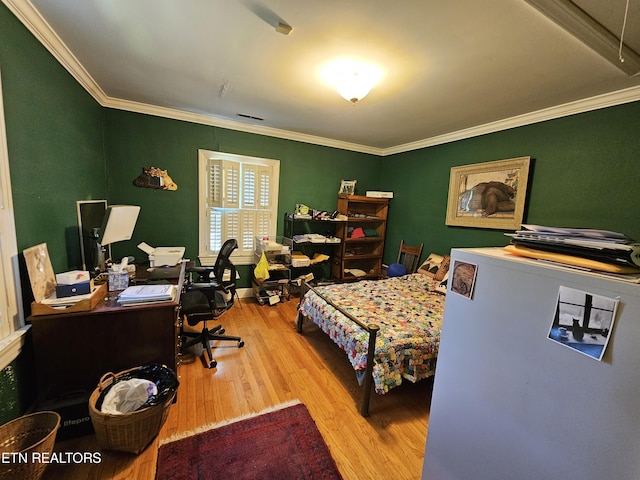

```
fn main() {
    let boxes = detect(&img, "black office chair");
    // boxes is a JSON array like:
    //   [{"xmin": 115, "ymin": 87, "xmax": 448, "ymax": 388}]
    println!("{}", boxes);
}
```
[{"xmin": 179, "ymin": 238, "xmax": 244, "ymax": 368}]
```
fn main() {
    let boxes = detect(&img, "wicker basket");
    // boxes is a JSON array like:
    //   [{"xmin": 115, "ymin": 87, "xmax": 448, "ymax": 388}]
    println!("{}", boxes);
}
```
[
  {"xmin": 89, "ymin": 368, "xmax": 176, "ymax": 454},
  {"xmin": 0, "ymin": 411, "xmax": 61, "ymax": 480}
]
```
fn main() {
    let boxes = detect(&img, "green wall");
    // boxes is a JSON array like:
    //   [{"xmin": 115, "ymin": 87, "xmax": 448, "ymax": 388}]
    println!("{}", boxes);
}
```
[
  {"xmin": 382, "ymin": 102, "xmax": 640, "ymax": 263},
  {"xmin": 103, "ymin": 109, "xmax": 382, "ymax": 285},
  {"xmin": 0, "ymin": 4, "xmax": 106, "ymax": 271}
]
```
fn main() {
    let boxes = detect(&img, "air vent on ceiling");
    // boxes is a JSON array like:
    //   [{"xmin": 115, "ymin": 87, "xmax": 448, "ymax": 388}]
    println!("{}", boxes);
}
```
[{"xmin": 237, "ymin": 113, "xmax": 265, "ymax": 121}]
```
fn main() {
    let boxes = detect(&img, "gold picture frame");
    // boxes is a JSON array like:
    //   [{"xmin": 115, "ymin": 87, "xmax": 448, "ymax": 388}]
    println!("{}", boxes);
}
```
[{"xmin": 445, "ymin": 156, "xmax": 531, "ymax": 230}]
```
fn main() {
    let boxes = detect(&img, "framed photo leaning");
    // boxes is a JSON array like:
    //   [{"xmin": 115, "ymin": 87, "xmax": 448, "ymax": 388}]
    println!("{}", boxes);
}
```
[
  {"xmin": 339, "ymin": 179, "xmax": 357, "ymax": 195},
  {"xmin": 445, "ymin": 156, "xmax": 531, "ymax": 230}
]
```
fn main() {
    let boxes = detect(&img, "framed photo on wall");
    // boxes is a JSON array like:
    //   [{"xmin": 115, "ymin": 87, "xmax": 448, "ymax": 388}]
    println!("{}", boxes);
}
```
[{"xmin": 445, "ymin": 156, "xmax": 531, "ymax": 230}]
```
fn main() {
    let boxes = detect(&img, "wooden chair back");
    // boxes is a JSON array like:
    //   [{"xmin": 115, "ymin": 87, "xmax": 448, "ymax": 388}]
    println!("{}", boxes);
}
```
[{"xmin": 396, "ymin": 240, "xmax": 424, "ymax": 273}]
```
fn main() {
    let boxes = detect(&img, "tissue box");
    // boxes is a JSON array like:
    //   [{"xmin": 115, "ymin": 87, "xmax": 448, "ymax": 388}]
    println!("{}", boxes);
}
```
[
  {"xmin": 56, "ymin": 281, "xmax": 92, "ymax": 298},
  {"xmin": 108, "ymin": 272, "xmax": 129, "ymax": 292}
]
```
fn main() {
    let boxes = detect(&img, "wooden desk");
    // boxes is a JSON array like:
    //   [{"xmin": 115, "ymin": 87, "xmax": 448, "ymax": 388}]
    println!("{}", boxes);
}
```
[{"xmin": 28, "ymin": 263, "xmax": 185, "ymax": 400}]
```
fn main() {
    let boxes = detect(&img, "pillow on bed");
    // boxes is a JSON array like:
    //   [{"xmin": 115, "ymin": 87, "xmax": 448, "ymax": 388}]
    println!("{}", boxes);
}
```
[
  {"xmin": 435, "ymin": 255, "xmax": 451, "ymax": 281},
  {"xmin": 417, "ymin": 253, "xmax": 445, "ymax": 278}
]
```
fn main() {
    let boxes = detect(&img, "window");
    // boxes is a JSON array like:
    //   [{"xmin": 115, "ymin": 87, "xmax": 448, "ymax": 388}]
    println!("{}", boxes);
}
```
[
  {"xmin": 0, "ymin": 70, "xmax": 28, "ymax": 371},
  {"xmin": 198, "ymin": 150, "xmax": 279, "ymax": 265}
]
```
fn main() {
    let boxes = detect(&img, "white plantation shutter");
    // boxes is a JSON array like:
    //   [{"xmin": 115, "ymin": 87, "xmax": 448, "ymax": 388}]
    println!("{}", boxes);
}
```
[
  {"xmin": 224, "ymin": 210, "xmax": 241, "ymax": 247},
  {"xmin": 198, "ymin": 150, "xmax": 279, "ymax": 265},
  {"xmin": 258, "ymin": 167, "xmax": 271, "ymax": 209},
  {"xmin": 224, "ymin": 162, "xmax": 240, "ymax": 209},
  {"xmin": 242, "ymin": 166, "xmax": 256, "ymax": 208},
  {"xmin": 207, "ymin": 159, "xmax": 223, "ymax": 207},
  {"xmin": 255, "ymin": 210, "xmax": 271, "ymax": 240},
  {"xmin": 240, "ymin": 211, "xmax": 256, "ymax": 253},
  {"xmin": 208, "ymin": 209, "xmax": 223, "ymax": 253}
]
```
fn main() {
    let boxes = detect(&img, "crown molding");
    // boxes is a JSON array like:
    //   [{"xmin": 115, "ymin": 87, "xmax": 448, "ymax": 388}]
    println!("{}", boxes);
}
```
[
  {"xmin": 381, "ymin": 85, "xmax": 640, "ymax": 156},
  {"xmin": 525, "ymin": 0, "xmax": 640, "ymax": 76},
  {"xmin": 5, "ymin": 0, "xmax": 640, "ymax": 158},
  {"xmin": 102, "ymin": 97, "xmax": 384, "ymax": 156}
]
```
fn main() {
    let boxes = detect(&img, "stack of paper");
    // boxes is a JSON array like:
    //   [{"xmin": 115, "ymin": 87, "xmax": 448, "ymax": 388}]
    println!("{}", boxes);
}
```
[
  {"xmin": 506, "ymin": 225, "xmax": 640, "ymax": 269},
  {"xmin": 117, "ymin": 284, "xmax": 175, "ymax": 305}
]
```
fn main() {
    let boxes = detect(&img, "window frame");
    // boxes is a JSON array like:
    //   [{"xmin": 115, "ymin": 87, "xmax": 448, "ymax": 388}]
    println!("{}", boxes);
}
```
[
  {"xmin": 198, "ymin": 149, "xmax": 280, "ymax": 266},
  {"xmin": 0, "ymin": 68, "xmax": 28, "ymax": 371}
]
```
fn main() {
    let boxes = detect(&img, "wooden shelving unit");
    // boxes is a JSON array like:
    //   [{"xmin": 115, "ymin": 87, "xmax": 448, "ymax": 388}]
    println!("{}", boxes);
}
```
[{"xmin": 332, "ymin": 194, "xmax": 389, "ymax": 281}]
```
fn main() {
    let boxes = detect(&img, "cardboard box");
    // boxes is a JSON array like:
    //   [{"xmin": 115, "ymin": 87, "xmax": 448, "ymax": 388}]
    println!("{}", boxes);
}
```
[
  {"xmin": 365, "ymin": 191, "xmax": 394, "ymax": 198},
  {"xmin": 55, "ymin": 270, "xmax": 90, "ymax": 285},
  {"xmin": 291, "ymin": 253, "xmax": 310, "ymax": 267},
  {"xmin": 31, "ymin": 283, "xmax": 107, "ymax": 316}
]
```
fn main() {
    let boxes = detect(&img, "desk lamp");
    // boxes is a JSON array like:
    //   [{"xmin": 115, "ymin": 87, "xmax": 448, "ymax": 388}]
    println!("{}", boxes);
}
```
[{"xmin": 94, "ymin": 205, "xmax": 140, "ymax": 274}]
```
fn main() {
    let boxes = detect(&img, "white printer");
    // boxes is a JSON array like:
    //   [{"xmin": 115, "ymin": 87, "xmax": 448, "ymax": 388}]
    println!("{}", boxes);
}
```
[{"xmin": 138, "ymin": 242, "xmax": 185, "ymax": 267}]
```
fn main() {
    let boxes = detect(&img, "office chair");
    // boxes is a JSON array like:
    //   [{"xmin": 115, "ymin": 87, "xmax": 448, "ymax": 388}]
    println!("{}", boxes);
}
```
[{"xmin": 179, "ymin": 239, "xmax": 244, "ymax": 368}]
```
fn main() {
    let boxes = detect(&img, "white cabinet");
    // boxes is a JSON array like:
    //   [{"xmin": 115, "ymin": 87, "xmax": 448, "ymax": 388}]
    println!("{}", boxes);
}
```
[{"xmin": 423, "ymin": 248, "xmax": 640, "ymax": 480}]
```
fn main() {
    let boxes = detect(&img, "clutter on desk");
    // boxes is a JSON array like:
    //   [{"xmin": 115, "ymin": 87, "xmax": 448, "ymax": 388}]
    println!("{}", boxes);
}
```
[
  {"xmin": 23, "ymin": 243, "xmax": 106, "ymax": 315},
  {"xmin": 117, "ymin": 284, "xmax": 175, "ymax": 305},
  {"xmin": 56, "ymin": 270, "xmax": 90, "ymax": 285},
  {"xmin": 138, "ymin": 242, "xmax": 185, "ymax": 267},
  {"xmin": 55, "ymin": 270, "xmax": 92, "ymax": 297}
]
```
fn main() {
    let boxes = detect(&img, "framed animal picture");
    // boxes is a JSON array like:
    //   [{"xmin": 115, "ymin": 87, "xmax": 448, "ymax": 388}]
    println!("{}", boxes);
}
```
[{"xmin": 445, "ymin": 157, "xmax": 530, "ymax": 230}]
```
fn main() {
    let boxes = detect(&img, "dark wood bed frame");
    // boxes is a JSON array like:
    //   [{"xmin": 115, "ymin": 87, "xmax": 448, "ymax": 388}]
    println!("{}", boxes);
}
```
[{"xmin": 296, "ymin": 281, "xmax": 379, "ymax": 417}]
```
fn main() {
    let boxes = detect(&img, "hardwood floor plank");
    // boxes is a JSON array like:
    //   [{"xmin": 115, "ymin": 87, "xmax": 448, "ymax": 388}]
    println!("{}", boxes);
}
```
[{"xmin": 42, "ymin": 297, "xmax": 431, "ymax": 480}]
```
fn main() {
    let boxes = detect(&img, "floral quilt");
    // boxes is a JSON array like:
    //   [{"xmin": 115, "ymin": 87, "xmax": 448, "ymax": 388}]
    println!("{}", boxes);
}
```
[{"xmin": 298, "ymin": 274, "xmax": 446, "ymax": 394}]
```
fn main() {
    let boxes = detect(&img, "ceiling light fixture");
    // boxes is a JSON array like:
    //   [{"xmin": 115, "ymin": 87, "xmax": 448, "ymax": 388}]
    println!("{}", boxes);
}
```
[{"xmin": 321, "ymin": 59, "xmax": 383, "ymax": 105}]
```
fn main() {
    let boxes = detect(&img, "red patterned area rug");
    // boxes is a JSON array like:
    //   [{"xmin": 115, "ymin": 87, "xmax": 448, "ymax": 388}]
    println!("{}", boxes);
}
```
[{"xmin": 156, "ymin": 401, "xmax": 343, "ymax": 480}]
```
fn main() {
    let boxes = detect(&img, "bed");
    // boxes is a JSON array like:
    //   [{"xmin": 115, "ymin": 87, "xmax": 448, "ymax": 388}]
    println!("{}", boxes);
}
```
[{"xmin": 296, "ymin": 262, "xmax": 448, "ymax": 416}]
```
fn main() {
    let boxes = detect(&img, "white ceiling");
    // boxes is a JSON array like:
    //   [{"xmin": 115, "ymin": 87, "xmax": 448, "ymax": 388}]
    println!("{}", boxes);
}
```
[{"xmin": 6, "ymin": 0, "xmax": 640, "ymax": 155}]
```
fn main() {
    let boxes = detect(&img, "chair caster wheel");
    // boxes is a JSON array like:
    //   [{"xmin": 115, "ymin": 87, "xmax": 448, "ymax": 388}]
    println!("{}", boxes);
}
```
[
  {"xmin": 208, "ymin": 360, "xmax": 217, "ymax": 369},
  {"xmin": 238, "ymin": 341, "xmax": 245, "ymax": 348},
  {"xmin": 219, "ymin": 328, "xmax": 226, "ymax": 335}
]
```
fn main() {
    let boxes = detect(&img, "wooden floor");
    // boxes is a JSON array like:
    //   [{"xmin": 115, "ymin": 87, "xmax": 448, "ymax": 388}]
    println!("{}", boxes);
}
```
[{"xmin": 43, "ymin": 296, "xmax": 432, "ymax": 480}]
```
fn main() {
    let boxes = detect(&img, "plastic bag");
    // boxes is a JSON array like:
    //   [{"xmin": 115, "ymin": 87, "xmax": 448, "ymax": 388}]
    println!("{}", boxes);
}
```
[
  {"xmin": 101, "ymin": 379, "xmax": 158, "ymax": 414},
  {"xmin": 95, "ymin": 364, "xmax": 179, "ymax": 412},
  {"xmin": 254, "ymin": 251, "xmax": 270, "ymax": 282}
]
